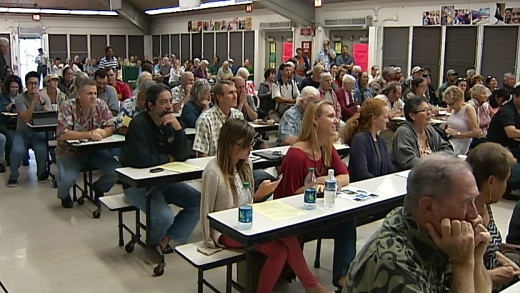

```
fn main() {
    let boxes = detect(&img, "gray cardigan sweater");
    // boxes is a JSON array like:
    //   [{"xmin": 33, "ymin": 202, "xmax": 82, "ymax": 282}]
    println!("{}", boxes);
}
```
[{"xmin": 392, "ymin": 121, "xmax": 453, "ymax": 170}]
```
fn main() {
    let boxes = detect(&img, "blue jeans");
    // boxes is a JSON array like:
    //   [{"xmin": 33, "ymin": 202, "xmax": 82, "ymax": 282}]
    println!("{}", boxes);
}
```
[
  {"xmin": 507, "ymin": 200, "xmax": 520, "ymax": 245},
  {"xmin": 124, "ymin": 183, "xmax": 200, "ymax": 246},
  {"xmin": 56, "ymin": 150, "xmax": 120, "ymax": 199},
  {"xmin": 508, "ymin": 148, "xmax": 520, "ymax": 190},
  {"xmin": 303, "ymin": 220, "xmax": 357, "ymax": 287},
  {"xmin": 9, "ymin": 131, "xmax": 47, "ymax": 180},
  {"xmin": 0, "ymin": 132, "xmax": 5, "ymax": 161}
]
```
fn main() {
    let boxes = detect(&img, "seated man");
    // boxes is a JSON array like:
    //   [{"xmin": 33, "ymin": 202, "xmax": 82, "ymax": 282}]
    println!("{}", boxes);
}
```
[
  {"xmin": 298, "ymin": 64, "xmax": 323, "ymax": 91},
  {"xmin": 277, "ymin": 86, "xmax": 321, "ymax": 146},
  {"xmin": 121, "ymin": 84, "xmax": 200, "ymax": 253},
  {"xmin": 271, "ymin": 63, "xmax": 300, "ymax": 122},
  {"xmin": 115, "ymin": 79, "xmax": 155, "ymax": 134},
  {"xmin": 55, "ymin": 79, "xmax": 119, "ymax": 208},
  {"xmin": 487, "ymin": 85, "xmax": 520, "ymax": 194},
  {"xmin": 8, "ymin": 71, "xmax": 52, "ymax": 187},
  {"xmin": 232, "ymin": 76, "xmax": 258, "ymax": 122},
  {"xmin": 171, "ymin": 72, "xmax": 194, "ymax": 113},
  {"xmin": 94, "ymin": 68, "xmax": 119, "ymax": 116},
  {"xmin": 344, "ymin": 154, "xmax": 492, "ymax": 292},
  {"xmin": 375, "ymin": 81, "xmax": 404, "ymax": 118},
  {"xmin": 106, "ymin": 67, "xmax": 131, "ymax": 102},
  {"xmin": 193, "ymin": 80, "xmax": 244, "ymax": 157}
]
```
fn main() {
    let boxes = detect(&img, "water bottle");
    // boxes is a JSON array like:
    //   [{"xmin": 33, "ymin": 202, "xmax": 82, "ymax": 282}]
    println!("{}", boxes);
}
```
[
  {"xmin": 324, "ymin": 169, "xmax": 336, "ymax": 209},
  {"xmin": 327, "ymin": 168, "xmax": 341, "ymax": 192},
  {"xmin": 304, "ymin": 168, "xmax": 317, "ymax": 188},
  {"xmin": 303, "ymin": 188, "xmax": 317, "ymax": 210},
  {"xmin": 238, "ymin": 182, "xmax": 253, "ymax": 230}
]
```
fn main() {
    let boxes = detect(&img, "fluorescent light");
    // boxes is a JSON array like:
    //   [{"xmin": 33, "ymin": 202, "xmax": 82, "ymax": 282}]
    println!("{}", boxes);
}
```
[
  {"xmin": 0, "ymin": 7, "xmax": 118, "ymax": 16},
  {"xmin": 40, "ymin": 9, "xmax": 71, "ymax": 14},
  {"xmin": 8, "ymin": 8, "xmax": 40, "ymax": 13},
  {"xmin": 98, "ymin": 11, "xmax": 118, "ymax": 16},
  {"xmin": 69, "ymin": 10, "xmax": 99, "ymax": 15},
  {"xmin": 145, "ymin": 0, "xmax": 252, "ymax": 15}
]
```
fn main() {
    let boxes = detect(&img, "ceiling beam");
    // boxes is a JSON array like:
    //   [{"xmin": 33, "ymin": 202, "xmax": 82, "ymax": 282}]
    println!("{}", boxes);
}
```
[
  {"xmin": 254, "ymin": 0, "xmax": 314, "ymax": 27},
  {"xmin": 97, "ymin": 0, "xmax": 150, "ymax": 34}
]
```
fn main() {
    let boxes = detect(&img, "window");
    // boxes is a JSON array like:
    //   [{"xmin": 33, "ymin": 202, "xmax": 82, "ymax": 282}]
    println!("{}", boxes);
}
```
[
  {"xmin": 382, "ymin": 27, "xmax": 409, "ymax": 76},
  {"xmin": 412, "ymin": 27, "xmax": 441, "ymax": 87},
  {"xmin": 481, "ymin": 26, "xmax": 518, "ymax": 81}
]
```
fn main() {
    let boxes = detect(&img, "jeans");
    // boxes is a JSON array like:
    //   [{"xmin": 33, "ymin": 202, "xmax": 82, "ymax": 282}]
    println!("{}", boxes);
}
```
[
  {"xmin": 56, "ymin": 150, "xmax": 120, "ymax": 199},
  {"xmin": 9, "ymin": 131, "xmax": 47, "ymax": 180},
  {"xmin": 0, "ymin": 123, "xmax": 14, "ymax": 162},
  {"xmin": 508, "ymin": 148, "xmax": 520, "ymax": 190},
  {"xmin": 0, "ymin": 132, "xmax": 5, "ymax": 161},
  {"xmin": 507, "ymin": 200, "xmax": 520, "ymax": 245},
  {"xmin": 303, "ymin": 220, "xmax": 357, "ymax": 287},
  {"xmin": 124, "ymin": 182, "xmax": 200, "ymax": 246}
]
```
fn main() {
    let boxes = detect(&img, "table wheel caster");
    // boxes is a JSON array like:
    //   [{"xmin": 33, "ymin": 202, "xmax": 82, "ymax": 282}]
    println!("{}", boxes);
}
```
[
  {"xmin": 77, "ymin": 197, "xmax": 85, "ymax": 205},
  {"xmin": 92, "ymin": 210, "xmax": 101, "ymax": 219},
  {"xmin": 153, "ymin": 263, "xmax": 165, "ymax": 277},
  {"xmin": 52, "ymin": 179, "xmax": 57, "ymax": 188},
  {"xmin": 125, "ymin": 240, "xmax": 135, "ymax": 253}
]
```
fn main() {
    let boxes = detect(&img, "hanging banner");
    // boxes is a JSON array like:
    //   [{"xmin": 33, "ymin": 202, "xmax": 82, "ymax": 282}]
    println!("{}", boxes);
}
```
[
  {"xmin": 353, "ymin": 44, "xmax": 368, "ymax": 72},
  {"xmin": 282, "ymin": 42, "xmax": 293, "ymax": 63}
]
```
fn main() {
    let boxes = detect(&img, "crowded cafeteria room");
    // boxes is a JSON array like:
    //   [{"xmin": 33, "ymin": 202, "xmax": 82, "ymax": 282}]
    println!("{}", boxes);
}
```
[{"xmin": 1, "ymin": 0, "xmax": 520, "ymax": 292}]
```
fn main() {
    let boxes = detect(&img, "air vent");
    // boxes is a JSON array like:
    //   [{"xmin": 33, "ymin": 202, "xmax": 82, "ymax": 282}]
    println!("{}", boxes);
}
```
[
  {"xmin": 260, "ymin": 21, "xmax": 294, "ymax": 29},
  {"xmin": 18, "ymin": 26, "xmax": 42, "ymax": 37},
  {"xmin": 323, "ymin": 17, "xmax": 371, "ymax": 27}
]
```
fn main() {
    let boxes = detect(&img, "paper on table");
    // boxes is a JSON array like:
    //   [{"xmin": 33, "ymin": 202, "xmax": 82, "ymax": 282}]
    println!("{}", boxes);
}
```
[
  {"xmin": 394, "ymin": 170, "xmax": 410, "ymax": 178},
  {"xmin": 254, "ymin": 200, "xmax": 305, "ymax": 221},
  {"xmin": 121, "ymin": 116, "xmax": 132, "ymax": 127},
  {"xmin": 160, "ymin": 162, "xmax": 200, "ymax": 173},
  {"xmin": 1, "ymin": 112, "xmax": 17, "ymax": 116},
  {"xmin": 111, "ymin": 134, "xmax": 125, "ymax": 141}
]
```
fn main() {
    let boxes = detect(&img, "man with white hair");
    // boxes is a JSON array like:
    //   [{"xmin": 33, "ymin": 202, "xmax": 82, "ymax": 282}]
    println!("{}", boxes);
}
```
[
  {"xmin": 503, "ymin": 72, "xmax": 516, "ymax": 96},
  {"xmin": 277, "ymin": 86, "xmax": 322, "ymax": 146},
  {"xmin": 159, "ymin": 56, "xmax": 172, "ymax": 85},
  {"xmin": 318, "ymin": 72, "xmax": 342, "ymax": 120},
  {"xmin": 344, "ymin": 154, "xmax": 492, "ymax": 293},
  {"xmin": 171, "ymin": 71, "xmax": 195, "ymax": 112},
  {"xmin": 350, "ymin": 65, "xmax": 362, "ymax": 79},
  {"xmin": 0, "ymin": 37, "xmax": 9, "ymax": 82},
  {"xmin": 369, "ymin": 66, "xmax": 395, "ymax": 94}
]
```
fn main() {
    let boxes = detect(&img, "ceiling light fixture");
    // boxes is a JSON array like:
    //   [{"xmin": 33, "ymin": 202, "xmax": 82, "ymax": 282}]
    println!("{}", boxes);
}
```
[
  {"xmin": 0, "ymin": 7, "xmax": 118, "ymax": 16},
  {"xmin": 315, "ymin": 0, "xmax": 322, "ymax": 8},
  {"xmin": 32, "ymin": 13, "xmax": 40, "ymax": 21},
  {"xmin": 245, "ymin": 4, "xmax": 252, "ymax": 13},
  {"xmin": 146, "ymin": 0, "xmax": 252, "ymax": 15}
]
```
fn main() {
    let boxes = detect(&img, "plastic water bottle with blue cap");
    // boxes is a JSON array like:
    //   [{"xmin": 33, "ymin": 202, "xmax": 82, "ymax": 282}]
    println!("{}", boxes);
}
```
[{"xmin": 238, "ymin": 182, "xmax": 253, "ymax": 230}]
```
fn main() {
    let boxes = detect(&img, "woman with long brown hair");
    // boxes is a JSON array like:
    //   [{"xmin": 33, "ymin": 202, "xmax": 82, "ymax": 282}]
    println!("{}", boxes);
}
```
[
  {"xmin": 342, "ymin": 98, "xmax": 395, "ymax": 182},
  {"xmin": 201, "ymin": 119, "xmax": 330, "ymax": 293},
  {"xmin": 274, "ymin": 100, "xmax": 353, "ymax": 291}
]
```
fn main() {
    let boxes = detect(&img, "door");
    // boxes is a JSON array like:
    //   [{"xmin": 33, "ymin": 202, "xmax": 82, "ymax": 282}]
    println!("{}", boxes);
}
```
[
  {"xmin": 19, "ymin": 37, "xmax": 42, "ymax": 87},
  {"xmin": 264, "ymin": 31, "xmax": 292, "ymax": 70}
]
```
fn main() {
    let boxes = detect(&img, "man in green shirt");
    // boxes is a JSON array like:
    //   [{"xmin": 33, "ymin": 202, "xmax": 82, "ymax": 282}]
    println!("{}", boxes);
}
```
[
  {"xmin": 208, "ymin": 56, "xmax": 220, "ymax": 77},
  {"xmin": 344, "ymin": 154, "xmax": 492, "ymax": 293}
]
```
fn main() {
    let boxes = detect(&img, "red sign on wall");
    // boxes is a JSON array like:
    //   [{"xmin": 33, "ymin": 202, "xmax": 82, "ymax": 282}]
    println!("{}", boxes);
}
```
[{"xmin": 353, "ymin": 44, "xmax": 368, "ymax": 72}]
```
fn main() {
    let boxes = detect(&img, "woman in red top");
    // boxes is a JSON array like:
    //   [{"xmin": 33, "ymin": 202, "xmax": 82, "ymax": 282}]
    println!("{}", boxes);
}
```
[
  {"xmin": 335, "ymin": 74, "xmax": 359, "ymax": 121},
  {"xmin": 274, "ymin": 100, "xmax": 354, "ymax": 292}
]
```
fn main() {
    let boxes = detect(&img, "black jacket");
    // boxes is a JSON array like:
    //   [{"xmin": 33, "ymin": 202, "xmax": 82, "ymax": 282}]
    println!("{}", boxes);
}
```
[{"xmin": 120, "ymin": 111, "xmax": 190, "ymax": 168}]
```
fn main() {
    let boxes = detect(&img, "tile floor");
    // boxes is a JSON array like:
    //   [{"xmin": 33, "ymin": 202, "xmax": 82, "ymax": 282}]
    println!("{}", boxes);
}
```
[{"xmin": 0, "ymin": 149, "xmax": 517, "ymax": 292}]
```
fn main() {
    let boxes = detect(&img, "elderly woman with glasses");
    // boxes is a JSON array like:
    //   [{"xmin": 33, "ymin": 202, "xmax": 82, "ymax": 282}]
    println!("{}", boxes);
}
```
[
  {"xmin": 392, "ymin": 96, "xmax": 453, "ymax": 170},
  {"xmin": 179, "ymin": 79, "xmax": 212, "ymax": 128},
  {"xmin": 443, "ymin": 85, "xmax": 481, "ymax": 155}
]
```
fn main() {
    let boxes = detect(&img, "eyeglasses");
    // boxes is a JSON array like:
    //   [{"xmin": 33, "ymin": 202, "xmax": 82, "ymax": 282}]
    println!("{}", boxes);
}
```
[
  {"xmin": 235, "ymin": 141, "xmax": 254, "ymax": 149},
  {"xmin": 415, "ymin": 108, "xmax": 431, "ymax": 113},
  {"xmin": 26, "ymin": 81, "xmax": 39, "ymax": 86}
]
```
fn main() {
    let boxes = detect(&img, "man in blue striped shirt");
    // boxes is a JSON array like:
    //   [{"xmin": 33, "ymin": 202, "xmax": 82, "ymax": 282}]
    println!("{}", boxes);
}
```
[{"xmin": 98, "ymin": 46, "xmax": 118, "ymax": 70}]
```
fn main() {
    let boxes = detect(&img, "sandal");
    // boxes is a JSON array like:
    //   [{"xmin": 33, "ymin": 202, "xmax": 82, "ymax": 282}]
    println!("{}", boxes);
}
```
[{"xmin": 163, "ymin": 244, "xmax": 174, "ymax": 254}]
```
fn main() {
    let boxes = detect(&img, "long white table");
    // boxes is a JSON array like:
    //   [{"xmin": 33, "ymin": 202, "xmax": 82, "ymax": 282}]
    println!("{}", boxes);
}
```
[
  {"xmin": 208, "ymin": 173, "xmax": 408, "ymax": 291},
  {"xmin": 501, "ymin": 280, "xmax": 520, "ymax": 292}
]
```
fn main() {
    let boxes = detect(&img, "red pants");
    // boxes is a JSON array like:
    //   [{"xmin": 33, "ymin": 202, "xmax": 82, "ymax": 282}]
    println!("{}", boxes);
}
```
[{"xmin": 219, "ymin": 235, "xmax": 318, "ymax": 293}]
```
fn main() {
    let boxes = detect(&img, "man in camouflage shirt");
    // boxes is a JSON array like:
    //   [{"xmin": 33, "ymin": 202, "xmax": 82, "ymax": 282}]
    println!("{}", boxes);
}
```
[{"xmin": 344, "ymin": 154, "xmax": 492, "ymax": 293}]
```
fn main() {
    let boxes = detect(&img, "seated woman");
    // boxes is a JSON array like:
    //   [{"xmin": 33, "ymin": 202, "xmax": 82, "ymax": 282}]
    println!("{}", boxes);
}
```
[
  {"xmin": 342, "ymin": 98, "xmax": 395, "ymax": 182},
  {"xmin": 455, "ymin": 77, "xmax": 468, "ymax": 101},
  {"xmin": 274, "ymin": 100, "xmax": 354, "ymax": 291},
  {"xmin": 443, "ymin": 85, "xmax": 481, "ymax": 155},
  {"xmin": 404, "ymin": 77, "xmax": 428, "ymax": 101},
  {"xmin": 201, "ymin": 119, "xmax": 329, "ymax": 293},
  {"xmin": 334, "ymin": 74, "xmax": 358, "ymax": 121},
  {"xmin": 467, "ymin": 142, "xmax": 520, "ymax": 291},
  {"xmin": 486, "ymin": 75, "xmax": 499, "ymax": 92},
  {"xmin": 180, "ymin": 79, "xmax": 211, "ymax": 128},
  {"xmin": 489, "ymin": 88, "xmax": 509, "ymax": 118},
  {"xmin": 332, "ymin": 68, "xmax": 346, "ymax": 92},
  {"xmin": 353, "ymin": 71, "xmax": 375, "ymax": 105},
  {"xmin": 217, "ymin": 61, "xmax": 234, "ymax": 80},
  {"xmin": 392, "ymin": 96, "xmax": 453, "ymax": 170}
]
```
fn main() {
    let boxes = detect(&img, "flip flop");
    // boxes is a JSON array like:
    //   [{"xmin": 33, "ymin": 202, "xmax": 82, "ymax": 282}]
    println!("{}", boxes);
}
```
[{"xmin": 163, "ymin": 244, "xmax": 174, "ymax": 254}]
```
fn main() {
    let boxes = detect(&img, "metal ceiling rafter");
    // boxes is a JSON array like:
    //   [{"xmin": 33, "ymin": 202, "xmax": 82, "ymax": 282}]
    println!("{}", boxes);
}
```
[
  {"xmin": 254, "ymin": 0, "xmax": 314, "ymax": 27},
  {"xmin": 97, "ymin": 0, "xmax": 150, "ymax": 34}
]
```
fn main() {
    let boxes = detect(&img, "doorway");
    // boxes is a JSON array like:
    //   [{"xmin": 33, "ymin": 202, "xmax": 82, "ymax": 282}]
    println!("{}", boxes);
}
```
[{"xmin": 19, "ymin": 37, "xmax": 42, "ymax": 87}]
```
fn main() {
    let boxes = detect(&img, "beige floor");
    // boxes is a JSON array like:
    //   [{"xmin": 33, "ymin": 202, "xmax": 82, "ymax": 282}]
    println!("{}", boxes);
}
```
[{"xmin": 0, "ymin": 151, "xmax": 517, "ymax": 292}]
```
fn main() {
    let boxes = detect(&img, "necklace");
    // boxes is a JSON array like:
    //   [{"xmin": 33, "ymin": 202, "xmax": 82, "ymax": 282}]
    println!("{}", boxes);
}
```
[{"xmin": 311, "ymin": 146, "xmax": 325, "ymax": 176}]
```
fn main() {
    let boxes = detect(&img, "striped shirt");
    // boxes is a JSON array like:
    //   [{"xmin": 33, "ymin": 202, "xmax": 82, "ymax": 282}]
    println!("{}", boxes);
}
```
[{"xmin": 98, "ymin": 56, "xmax": 118, "ymax": 70}]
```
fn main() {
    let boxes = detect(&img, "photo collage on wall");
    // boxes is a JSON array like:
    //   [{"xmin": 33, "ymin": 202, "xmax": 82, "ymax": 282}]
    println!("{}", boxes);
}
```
[
  {"xmin": 188, "ymin": 17, "xmax": 252, "ymax": 32},
  {"xmin": 422, "ymin": 3, "xmax": 512, "ymax": 25}
]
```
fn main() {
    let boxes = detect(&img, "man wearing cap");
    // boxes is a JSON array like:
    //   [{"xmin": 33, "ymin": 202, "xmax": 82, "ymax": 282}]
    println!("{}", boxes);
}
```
[
  {"xmin": 335, "ymin": 45, "xmax": 356, "ymax": 73},
  {"xmin": 439, "ymin": 69, "xmax": 459, "ymax": 101},
  {"xmin": 40, "ymin": 73, "xmax": 66, "ymax": 110},
  {"xmin": 227, "ymin": 58, "xmax": 237, "ymax": 75},
  {"xmin": 403, "ymin": 66, "xmax": 424, "ymax": 92}
]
